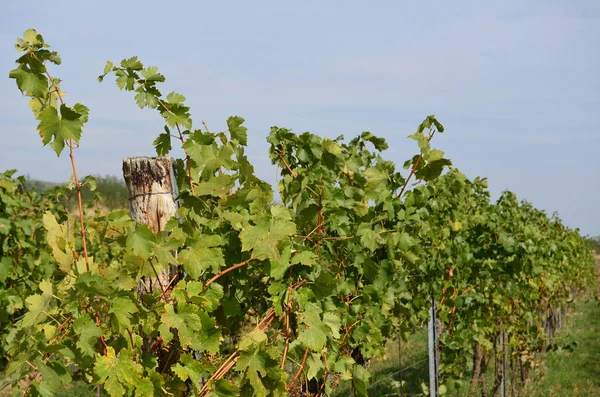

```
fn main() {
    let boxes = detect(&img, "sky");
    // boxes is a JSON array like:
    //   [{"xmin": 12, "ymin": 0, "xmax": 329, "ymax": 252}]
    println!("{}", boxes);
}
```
[{"xmin": 0, "ymin": 1, "xmax": 598, "ymax": 236}]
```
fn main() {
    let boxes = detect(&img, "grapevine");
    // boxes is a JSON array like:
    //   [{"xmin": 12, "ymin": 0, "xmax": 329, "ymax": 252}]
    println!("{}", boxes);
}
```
[{"xmin": 0, "ymin": 29, "xmax": 595, "ymax": 397}]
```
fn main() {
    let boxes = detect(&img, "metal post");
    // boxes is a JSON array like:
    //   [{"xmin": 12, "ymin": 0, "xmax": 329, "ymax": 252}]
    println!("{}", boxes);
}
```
[
  {"xmin": 558, "ymin": 309, "xmax": 562, "ymax": 330},
  {"xmin": 501, "ymin": 331, "xmax": 507, "ymax": 397},
  {"xmin": 428, "ymin": 297, "xmax": 439, "ymax": 397}
]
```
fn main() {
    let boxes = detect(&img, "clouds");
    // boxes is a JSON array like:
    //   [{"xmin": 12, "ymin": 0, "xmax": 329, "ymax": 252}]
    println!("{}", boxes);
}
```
[{"xmin": 0, "ymin": 0, "xmax": 598, "ymax": 235}]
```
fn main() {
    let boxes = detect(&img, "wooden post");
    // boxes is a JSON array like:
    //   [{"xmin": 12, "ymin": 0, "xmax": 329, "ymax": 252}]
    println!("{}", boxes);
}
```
[
  {"xmin": 123, "ymin": 156, "xmax": 182, "ymax": 373},
  {"xmin": 123, "ymin": 156, "xmax": 179, "ymax": 298}
]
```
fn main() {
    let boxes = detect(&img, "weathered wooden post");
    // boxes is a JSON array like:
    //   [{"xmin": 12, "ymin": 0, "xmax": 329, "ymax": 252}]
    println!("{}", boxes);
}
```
[
  {"xmin": 123, "ymin": 156, "xmax": 181, "ymax": 372},
  {"xmin": 123, "ymin": 156, "xmax": 179, "ymax": 297}
]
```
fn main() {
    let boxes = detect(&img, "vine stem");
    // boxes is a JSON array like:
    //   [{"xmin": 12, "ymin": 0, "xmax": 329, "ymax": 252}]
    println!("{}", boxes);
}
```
[
  {"xmin": 286, "ymin": 347, "xmax": 310, "ymax": 391},
  {"xmin": 203, "ymin": 258, "xmax": 257, "ymax": 289},
  {"xmin": 30, "ymin": 50, "xmax": 90, "ymax": 272},
  {"xmin": 133, "ymin": 78, "xmax": 195, "ymax": 194},
  {"xmin": 197, "ymin": 309, "xmax": 275, "ymax": 396},
  {"xmin": 274, "ymin": 149, "xmax": 297, "ymax": 178},
  {"xmin": 148, "ymin": 257, "xmax": 169, "ymax": 302},
  {"xmin": 397, "ymin": 127, "xmax": 437, "ymax": 199},
  {"xmin": 126, "ymin": 328, "xmax": 138, "ymax": 363},
  {"xmin": 281, "ymin": 270, "xmax": 293, "ymax": 369}
]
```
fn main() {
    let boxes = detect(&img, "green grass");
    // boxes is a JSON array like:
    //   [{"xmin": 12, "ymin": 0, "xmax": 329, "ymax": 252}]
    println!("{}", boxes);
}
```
[{"xmin": 525, "ymin": 298, "xmax": 600, "ymax": 397}]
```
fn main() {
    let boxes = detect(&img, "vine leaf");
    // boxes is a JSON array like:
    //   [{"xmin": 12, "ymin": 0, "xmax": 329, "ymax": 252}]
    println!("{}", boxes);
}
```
[
  {"xmin": 178, "ymin": 235, "xmax": 225, "ymax": 279},
  {"xmin": 153, "ymin": 132, "xmax": 172, "ymax": 156},
  {"xmin": 73, "ymin": 313, "xmax": 102, "ymax": 356},
  {"xmin": 239, "ymin": 206, "xmax": 296, "ymax": 260},
  {"xmin": 158, "ymin": 304, "xmax": 220, "ymax": 353},
  {"xmin": 94, "ymin": 347, "xmax": 144, "ymax": 396},
  {"xmin": 21, "ymin": 280, "xmax": 54, "ymax": 328},
  {"xmin": 238, "ymin": 329, "xmax": 271, "ymax": 397},
  {"xmin": 43, "ymin": 212, "xmax": 74, "ymax": 272},
  {"xmin": 109, "ymin": 297, "xmax": 138, "ymax": 333},
  {"xmin": 37, "ymin": 103, "xmax": 89, "ymax": 156},
  {"xmin": 9, "ymin": 65, "xmax": 48, "ymax": 97},
  {"xmin": 126, "ymin": 224, "xmax": 157, "ymax": 259},
  {"xmin": 227, "ymin": 116, "xmax": 248, "ymax": 145}
]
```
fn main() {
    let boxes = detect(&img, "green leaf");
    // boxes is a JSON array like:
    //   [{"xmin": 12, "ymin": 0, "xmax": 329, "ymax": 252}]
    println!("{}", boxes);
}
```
[
  {"xmin": 20, "ymin": 29, "xmax": 45, "ymax": 48},
  {"xmin": 194, "ymin": 174, "xmax": 236, "ymax": 197},
  {"xmin": 21, "ymin": 280, "xmax": 54, "ymax": 328},
  {"xmin": 109, "ymin": 296, "xmax": 138, "ymax": 333},
  {"xmin": 306, "ymin": 353, "xmax": 325, "ymax": 381},
  {"xmin": 141, "ymin": 66, "xmax": 165, "ymax": 82},
  {"xmin": 94, "ymin": 347, "xmax": 143, "ymax": 396},
  {"xmin": 211, "ymin": 379, "xmax": 239, "ymax": 396},
  {"xmin": 126, "ymin": 224, "xmax": 156, "ymax": 258},
  {"xmin": 9, "ymin": 65, "xmax": 48, "ymax": 96},
  {"xmin": 239, "ymin": 206, "xmax": 296, "ymax": 260},
  {"xmin": 37, "ymin": 104, "xmax": 88, "ymax": 156},
  {"xmin": 134, "ymin": 88, "xmax": 159, "ymax": 109},
  {"xmin": 226, "ymin": 116, "xmax": 248, "ymax": 145},
  {"xmin": 153, "ymin": 132, "xmax": 172, "ymax": 156},
  {"xmin": 297, "ymin": 308, "xmax": 328, "ymax": 351},
  {"xmin": 172, "ymin": 353, "xmax": 208, "ymax": 391},
  {"xmin": 323, "ymin": 312, "xmax": 341, "ymax": 339},
  {"xmin": 43, "ymin": 211, "xmax": 74, "ymax": 272},
  {"xmin": 178, "ymin": 235, "xmax": 224, "ymax": 279},
  {"xmin": 352, "ymin": 365, "xmax": 370, "ymax": 397},
  {"xmin": 357, "ymin": 224, "xmax": 381, "ymax": 251},
  {"xmin": 73, "ymin": 313, "xmax": 102, "ymax": 356},
  {"xmin": 103, "ymin": 61, "xmax": 114, "ymax": 74},
  {"xmin": 361, "ymin": 131, "xmax": 388, "ymax": 151},
  {"xmin": 159, "ymin": 304, "xmax": 220, "ymax": 353},
  {"xmin": 162, "ymin": 103, "xmax": 192, "ymax": 129},
  {"xmin": 166, "ymin": 92, "xmax": 186, "ymax": 104},
  {"xmin": 83, "ymin": 175, "xmax": 97, "ymax": 191},
  {"xmin": 292, "ymin": 251, "xmax": 317, "ymax": 266},
  {"xmin": 237, "ymin": 329, "xmax": 270, "ymax": 397},
  {"xmin": 120, "ymin": 56, "xmax": 143, "ymax": 70}
]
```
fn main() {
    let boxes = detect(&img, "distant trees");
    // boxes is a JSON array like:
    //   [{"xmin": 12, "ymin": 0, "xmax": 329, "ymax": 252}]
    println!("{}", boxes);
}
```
[
  {"xmin": 584, "ymin": 235, "xmax": 600, "ymax": 254},
  {"xmin": 24, "ymin": 174, "xmax": 128, "ymax": 210}
]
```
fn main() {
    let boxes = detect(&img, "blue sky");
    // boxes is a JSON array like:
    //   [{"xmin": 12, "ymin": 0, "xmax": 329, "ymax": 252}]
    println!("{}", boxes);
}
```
[{"xmin": 1, "ymin": 1, "xmax": 598, "ymax": 236}]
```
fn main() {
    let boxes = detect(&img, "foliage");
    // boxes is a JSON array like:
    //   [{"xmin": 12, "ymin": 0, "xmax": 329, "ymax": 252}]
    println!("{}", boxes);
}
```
[
  {"xmin": 25, "ymin": 175, "xmax": 129, "ymax": 210},
  {"xmin": 0, "ymin": 171, "xmax": 68, "ymax": 371},
  {"xmin": 2, "ymin": 28, "xmax": 596, "ymax": 397}
]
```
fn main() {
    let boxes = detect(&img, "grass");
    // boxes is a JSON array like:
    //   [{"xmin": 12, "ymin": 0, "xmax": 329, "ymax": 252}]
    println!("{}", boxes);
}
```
[
  {"xmin": 523, "ymin": 256, "xmax": 600, "ymax": 397},
  {"xmin": 525, "ymin": 298, "xmax": 600, "ymax": 396}
]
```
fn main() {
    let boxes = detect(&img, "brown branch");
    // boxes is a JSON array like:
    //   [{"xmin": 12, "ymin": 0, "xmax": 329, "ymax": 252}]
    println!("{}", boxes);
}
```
[
  {"xmin": 293, "ymin": 234, "xmax": 355, "ymax": 241},
  {"xmin": 203, "ymin": 258, "xmax": 256, "ymax": 289},
  {"xmin": 281, "ymin": 275, "xmax": 293, "ymax": 369},
  {"xmin": 274, "ymin": 149, "xmax": 297, "ymax": 178},
  {"xmin": 93, "ymin": 313, "xmax": 108, "ymax": 356},
  {"xmin": 316, "ymin": 352, "xmax": 330, "ymax": 396},
  {"xmin": 198, "ymin": 309, "xmax": 275, "ymax": 396},
  {"xmin": 461, "ymin": 283, "xmax": 479, "ymax": 297},
  {"xmin": 174, "ymin": 123, "xmax": 195, "ymax": 195},
  {"xmin": 126, "ymin": 328, "xmax": 138, "ymax": 363},
  {"xmin": 30, "ymin": 50, "xmax": 91, "ymax": 272},
  {"xmin": 21, "ymin": 372, "xmax": 38, "ymax": 397},
  {"xmin": 148, "ymin": 257, "xmax": 169, "ymax": 302},
  {"xmin": 397, "ymin": 127, "xmax": 437, "ymax": 199},
  {"xmin": 163, "ymin": 271, "xmax": 181, "ymax": 292},
  {"xmin": 287, "ymin": 347, "xmax": 310, "ymax": 391},
  {"xmin": 134, "ymin": 79, "xmax": 195, "ymax": 195}
]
